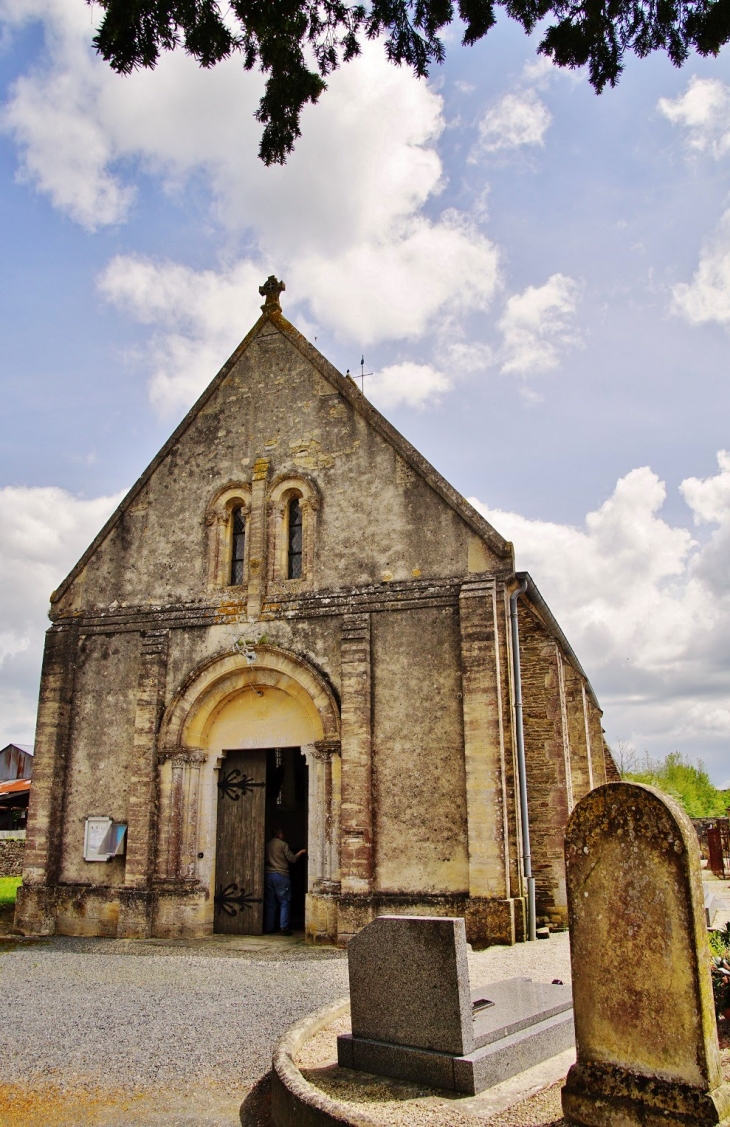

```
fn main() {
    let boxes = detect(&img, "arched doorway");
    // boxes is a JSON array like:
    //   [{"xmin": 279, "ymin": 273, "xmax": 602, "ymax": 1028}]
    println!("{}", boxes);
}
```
[
  {"xmin": 156, "ymin": 646, "xmax": 341, "ymax": 937},
  {"xmin": 204, "ymin": 686, "xmax": 314, "ymax": 933}
]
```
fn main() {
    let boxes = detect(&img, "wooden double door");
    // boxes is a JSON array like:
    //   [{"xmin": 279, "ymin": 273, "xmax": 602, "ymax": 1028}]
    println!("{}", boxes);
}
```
[{"xmin": 214, "ymin": 748, "xmax": 308, "ymax": 935}]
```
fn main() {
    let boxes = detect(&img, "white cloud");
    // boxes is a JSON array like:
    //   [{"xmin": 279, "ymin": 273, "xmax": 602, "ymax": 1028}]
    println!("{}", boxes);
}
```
[
  {"xmin": 98, "ymin": 256, "xmax": 265, "ymax": 413},
  {"xmin": 681, "ymin": 450, "xmax": 730, "ymax": 523},
  {"xmin": 1, "ymin": 3, "xmax": 502, "ymax": 410},
  {"xmin": 439, "ymin": 340, "xmax": 494, "ymax": 375},
  {"xmin": 672, "ymin": 209, "xmax": 730, "ymax": 327},
  {"xmin": 498, "ymin": 273, "xmax": 581, "ymax": 375},
  {"xmin": 471, "ymin": 91, "xmax": 552, "ymax": 158},
  {"xmin": 99, "ymin": 210, "xmax": 499, "ymax": 414},
  {"xmin": 291, "ymin": 211, "xmax": 499, "ymax": 345},
  {"xmin": 0, "ymin": 484, "xmax": 122, "ymax": 748},
  {"xmin": 1, "ymin": 1, "xmax": 500, "ymax": 365},
  {"xmin": 661, "ymin": 79, "xmax": 730, "ymax": 333},
  {"xmin": 365, "ymin": 361, "xmax": 452, "ymax": 410},
  {"xmin": 471, "ymin": 451, "xmax": 730, "ymax": 780},
  {"xmin": 658, "ymin": 77, "xmax": 730, "ymax": 159}
]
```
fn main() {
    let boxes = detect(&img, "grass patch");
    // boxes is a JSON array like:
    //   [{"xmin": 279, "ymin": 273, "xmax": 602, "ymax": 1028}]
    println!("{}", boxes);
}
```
[{"xmin": 0, "ymin": 877, "xmax": 22, "ymax": 906}]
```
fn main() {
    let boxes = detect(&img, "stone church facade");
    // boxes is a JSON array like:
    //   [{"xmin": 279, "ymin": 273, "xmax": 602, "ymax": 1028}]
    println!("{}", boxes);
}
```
[{"xmin": 16, "ymin": 278, "xmax": 617, "ymax": 946}]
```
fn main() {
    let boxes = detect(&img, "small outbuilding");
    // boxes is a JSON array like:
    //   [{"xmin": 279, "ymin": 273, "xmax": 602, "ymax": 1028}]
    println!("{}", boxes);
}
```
[
  {"xmin": 0, "ymin": 778, "xmax": 31, "ymax": 831},
  {"xmin": 0, "ymin": 742, "xmax": 33, "ymax": 782}
]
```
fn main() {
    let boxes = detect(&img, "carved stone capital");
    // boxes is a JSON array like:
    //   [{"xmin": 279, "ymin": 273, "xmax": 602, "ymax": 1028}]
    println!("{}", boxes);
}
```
[
  {"xmin": 158, "ymin": 746, "xmax": 208, "ymax": 766},
  {"xmin": 313, "ymin": 738, "xmax": 341, "ymax": 760}
]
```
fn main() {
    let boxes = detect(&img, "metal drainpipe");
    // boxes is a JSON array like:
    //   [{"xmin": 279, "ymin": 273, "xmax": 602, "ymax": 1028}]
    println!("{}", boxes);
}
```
[{"xmin": 509, "ymin": 578, "xmax": 536, "ymax": 942}]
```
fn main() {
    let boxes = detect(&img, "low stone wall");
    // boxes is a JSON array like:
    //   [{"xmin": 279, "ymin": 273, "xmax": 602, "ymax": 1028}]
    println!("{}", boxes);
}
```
[{"xmin": 0, "ymin": 838, "xmax": 25, "ymax": 877}]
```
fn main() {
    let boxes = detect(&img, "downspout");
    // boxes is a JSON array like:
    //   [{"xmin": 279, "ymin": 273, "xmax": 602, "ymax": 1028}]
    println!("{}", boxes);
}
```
[{"xmin": 509, "ymin": 578, "xmax": 536, "ymax": 942}]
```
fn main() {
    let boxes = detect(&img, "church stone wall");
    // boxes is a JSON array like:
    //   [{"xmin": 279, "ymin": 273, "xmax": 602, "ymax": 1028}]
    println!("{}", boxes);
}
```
[
  {"xmin": 518, "ymin": 601, "xmax": 610, "ymax": 928},
  {"xmin": 372, "ymin": 605, "xmax": 468, "ymax": 896},
  {"xmin": 58, "ymin": 632, "xmax": 140, "ymax": 887}
]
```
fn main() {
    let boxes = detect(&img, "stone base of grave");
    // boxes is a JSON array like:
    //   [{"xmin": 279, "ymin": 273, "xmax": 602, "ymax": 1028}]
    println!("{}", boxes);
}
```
[
  {"xmin": 271, "ymin": 996, "xmax": 576, "ymax": 1127},
  {"xmin": 562, "ymin": 1063, "xmax": 730, "ymax": 1127},
  {"xmin": 337, "ymin": 978, "xmax": 574, "ymax": 1096}
]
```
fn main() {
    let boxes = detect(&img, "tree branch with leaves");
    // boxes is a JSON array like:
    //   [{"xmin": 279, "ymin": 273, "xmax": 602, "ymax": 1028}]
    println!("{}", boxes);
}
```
[{"xmin": 88, "ymin": 0, "xmax": 730, "ymax": 164}]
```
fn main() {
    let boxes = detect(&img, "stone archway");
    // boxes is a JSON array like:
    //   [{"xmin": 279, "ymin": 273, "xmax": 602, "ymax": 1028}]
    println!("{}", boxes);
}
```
[{"xmin": 155, "ymin": 645, "xmax": 341, "ymax": 936}]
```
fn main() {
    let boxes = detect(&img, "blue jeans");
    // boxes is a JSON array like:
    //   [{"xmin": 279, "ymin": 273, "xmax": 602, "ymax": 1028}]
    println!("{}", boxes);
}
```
[{"xmin": 264, "ymin": 871, "xmax": 291, "ymax": 932}]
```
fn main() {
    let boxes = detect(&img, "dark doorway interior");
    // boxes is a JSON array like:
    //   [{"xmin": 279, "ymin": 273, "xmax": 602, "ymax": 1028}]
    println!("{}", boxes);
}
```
[
  {"xmin": 214, "ymin": 746, "xmax": 308, "ymax": 935},
  {"xmin": 265, "ymin": 747, "xmax": 309, "ymax": 930}
]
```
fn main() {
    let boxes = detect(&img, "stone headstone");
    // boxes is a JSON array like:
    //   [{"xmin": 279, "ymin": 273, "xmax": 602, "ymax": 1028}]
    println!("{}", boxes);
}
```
[
  {"xmin": 347, "ymin": 915, "xmax": 474, "ymax": 1055},
  {"xmin": 562, "ymin": 782, "xmax": 730, "ymax": 1127},
  {"xmin": 338, "ymin": 915, "xmax": 575, "ymax": 1094}
]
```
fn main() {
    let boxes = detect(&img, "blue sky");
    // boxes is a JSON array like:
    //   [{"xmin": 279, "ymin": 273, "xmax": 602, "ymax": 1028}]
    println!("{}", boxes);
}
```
[{"xmin": 1, "ymin": 0, "xmax": 730, "ymax": 784}]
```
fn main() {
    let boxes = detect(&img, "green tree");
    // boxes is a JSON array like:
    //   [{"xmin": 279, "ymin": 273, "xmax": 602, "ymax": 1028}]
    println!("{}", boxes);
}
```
[
  {"xmin": 621, "ymin": 749, "xmax": 730, "ymax": 818},
  {"xmin": 88, "ymin": 0, "xmax": 730, "ymax": 165}
]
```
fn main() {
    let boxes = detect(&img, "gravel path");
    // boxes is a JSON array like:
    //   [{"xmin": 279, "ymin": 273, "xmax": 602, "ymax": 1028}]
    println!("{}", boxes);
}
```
[
  {"xmin": 0, "ymin": 931, "xmax": 571, "ymax": 1127},
  {"xmin": 0, "ymin": 934, "xmax": 347, "ymax": 1126}
]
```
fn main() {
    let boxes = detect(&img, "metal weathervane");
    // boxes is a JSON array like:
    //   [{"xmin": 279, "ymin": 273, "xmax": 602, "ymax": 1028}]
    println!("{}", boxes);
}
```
[{"xmin": 358, "ymin": 355, "xmax": 373, "ymax": 395}]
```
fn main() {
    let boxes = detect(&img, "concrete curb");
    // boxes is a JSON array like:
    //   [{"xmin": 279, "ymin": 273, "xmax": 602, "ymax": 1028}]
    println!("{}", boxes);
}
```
[{"xmin": 271, "ymin": 997, "xmax": 382, "ymax": 1127}]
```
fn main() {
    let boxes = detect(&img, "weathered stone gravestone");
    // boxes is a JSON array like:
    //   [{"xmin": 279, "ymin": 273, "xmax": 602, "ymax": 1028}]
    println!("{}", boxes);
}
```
[
  {"xmin": 337, "ymin": 915, "xmax": 573, "ymax": 1094},
  {"xmin": 563, "ymin": 782, "xmax": 730, "ymax": 1126}
]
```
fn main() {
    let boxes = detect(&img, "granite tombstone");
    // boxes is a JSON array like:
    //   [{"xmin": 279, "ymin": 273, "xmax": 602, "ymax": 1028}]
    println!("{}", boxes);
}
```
[{"xmin": 337, "ymin": 914, "xmax": 574, "ymax": 1094}]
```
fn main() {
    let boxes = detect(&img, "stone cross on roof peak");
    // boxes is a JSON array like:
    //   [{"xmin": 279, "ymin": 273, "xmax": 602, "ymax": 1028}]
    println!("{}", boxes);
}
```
[{"xmin": 259, "ymin": 275, "xmax": 285, "ymax": 313}]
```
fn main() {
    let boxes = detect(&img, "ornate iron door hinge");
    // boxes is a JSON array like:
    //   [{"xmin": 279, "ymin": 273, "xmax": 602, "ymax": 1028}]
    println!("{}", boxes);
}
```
[
  {"xmin": 217, "ymin": 768, "xmax": 266, "ymax": 801},
  {"xmin": 214, "ymin": 883, "xmax": 264, "ymax": 916}
]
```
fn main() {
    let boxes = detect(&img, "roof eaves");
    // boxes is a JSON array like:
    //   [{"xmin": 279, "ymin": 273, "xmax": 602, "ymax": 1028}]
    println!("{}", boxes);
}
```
[{"xmin": 516, "ymin": 570, "xmax": 601, "ymax": 712}]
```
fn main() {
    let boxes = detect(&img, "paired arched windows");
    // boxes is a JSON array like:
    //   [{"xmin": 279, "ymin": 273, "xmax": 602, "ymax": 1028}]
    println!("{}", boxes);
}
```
[{"xmin": 206, "ymin": 476, "xmax": 317, "ymax": 593}]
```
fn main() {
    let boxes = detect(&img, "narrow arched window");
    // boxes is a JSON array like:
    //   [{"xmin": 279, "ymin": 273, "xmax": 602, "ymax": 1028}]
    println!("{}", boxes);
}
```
[
  {"xmin": 230, "ymin": 506, "xmax": 245, "ymax": 585},
  {"xmin": 287, "ymin": 497, "xmax": 303, "ymax": 579}
]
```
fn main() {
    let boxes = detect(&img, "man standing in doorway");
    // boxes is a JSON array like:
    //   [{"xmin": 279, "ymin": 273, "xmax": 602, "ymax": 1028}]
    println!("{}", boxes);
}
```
[{"xmin": 264, "ymin": 827, "xmax": 306, "ymax": 935}]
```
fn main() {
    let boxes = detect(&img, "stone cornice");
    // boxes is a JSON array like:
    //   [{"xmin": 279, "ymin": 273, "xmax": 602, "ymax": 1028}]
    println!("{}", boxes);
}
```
[{"xmin": 49, "ymin": 574, "xmax": 516, "ymax": 633}]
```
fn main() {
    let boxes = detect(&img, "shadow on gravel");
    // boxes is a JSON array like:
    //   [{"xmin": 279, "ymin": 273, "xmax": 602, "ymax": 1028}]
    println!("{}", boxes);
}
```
[{"xmin": 239, "ymin": 1072, "xmax": 273, "ymax": 1127}]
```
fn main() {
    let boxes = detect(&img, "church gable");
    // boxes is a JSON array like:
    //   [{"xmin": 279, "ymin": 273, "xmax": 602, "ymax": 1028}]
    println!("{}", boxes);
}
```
[{"xmin": 52, "ymin": 296, "xmax": 511, "ymax": 617}]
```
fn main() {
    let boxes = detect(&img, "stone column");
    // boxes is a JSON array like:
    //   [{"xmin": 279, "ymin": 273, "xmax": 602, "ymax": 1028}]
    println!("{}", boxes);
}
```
[
  {"xmin": 118, "ymin": 629, "xmax": 169, "ymax": 938},
  {"xmin": 301, "ymin": 495, "xmax": 319, "ymax": 587},
  {"xmin": 246, "ymin": 457, "xmax": 269, "ymax": 621},
  {"xmin": 312, "ymin": 739, "xmax": 341, "ymax": 890},
  {"xmin": 15, "ymin": 623, "xmax": 79, "ymax": 935},
  {"xmin": 459, "ymin": 580, "xmax": 515, "ymax": 945},
  {"xmin": 157, "ymin": 748, "xmax": 208, "ymax": 880},
  {"xmin": 581, "ymin": 684, "xmax": 595, "ymax": 791},
  {"xmin": 305, "ymin": 738, "xmax": 342, "ymax": 944},
  {"xmin": 555, "ymin": 647, "xmax": 575, "ymax": 814},
  {"xmin": 339, "ymin": 614, "xmax": 373, "ymax": 897}
]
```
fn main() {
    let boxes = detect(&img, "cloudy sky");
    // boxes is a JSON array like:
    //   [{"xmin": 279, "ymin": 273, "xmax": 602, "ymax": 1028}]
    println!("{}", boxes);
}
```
[{"xmin": 1, "ymin": 0, "xmax": 730, "ymax": 783}]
